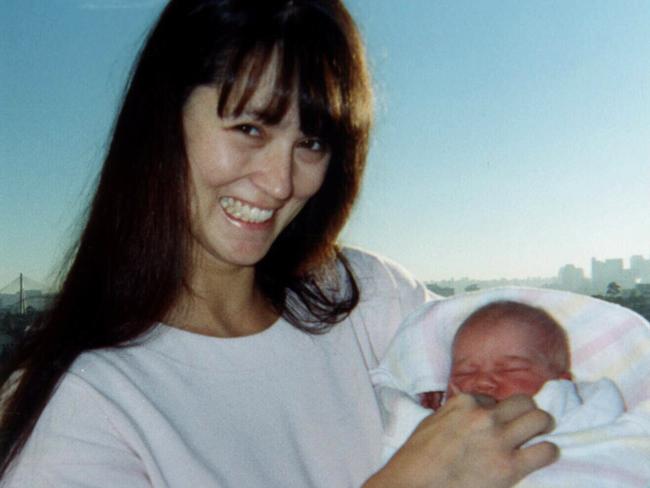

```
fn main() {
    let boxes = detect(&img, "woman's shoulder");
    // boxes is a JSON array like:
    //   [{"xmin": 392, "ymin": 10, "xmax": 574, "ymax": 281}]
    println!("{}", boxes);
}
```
[
  {"xmin": 341, "ymin": 247, "xmax": 437, "ymax": 366},
  {"xmin": 61, "ymin": 331, "xmax": 187, "ymax": 402},
  {"xmin": 341, "ymin": 246, "xmax": 435, "ymax": 302}
]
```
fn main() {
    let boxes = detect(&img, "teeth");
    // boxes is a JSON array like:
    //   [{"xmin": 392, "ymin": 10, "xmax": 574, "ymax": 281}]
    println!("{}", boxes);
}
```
[{"xmin": 219, "ymin": 197, "xmax": 274, "ymax": 223}]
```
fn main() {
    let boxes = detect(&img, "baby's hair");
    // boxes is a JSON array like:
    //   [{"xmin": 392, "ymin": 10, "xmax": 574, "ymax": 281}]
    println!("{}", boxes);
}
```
[{"xmin": 456, "ymin": 301, "xmax": 571, "ymax": 375}]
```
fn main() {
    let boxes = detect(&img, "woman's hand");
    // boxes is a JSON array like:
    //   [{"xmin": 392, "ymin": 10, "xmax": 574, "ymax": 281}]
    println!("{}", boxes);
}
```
[{"xmin": 364, "ymin": 393, "xmax": 557, "ymax": 488}]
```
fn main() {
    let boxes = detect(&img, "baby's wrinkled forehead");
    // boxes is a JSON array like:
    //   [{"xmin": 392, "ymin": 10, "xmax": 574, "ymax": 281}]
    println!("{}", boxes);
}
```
[{"xmin": 452, "ymin": 317, "xmax": 553, "ymax": 360}]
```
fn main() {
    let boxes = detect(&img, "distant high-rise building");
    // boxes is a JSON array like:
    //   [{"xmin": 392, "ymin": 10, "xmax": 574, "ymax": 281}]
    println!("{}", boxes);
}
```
[
  {"xmin": 630, "ymin": 255, "xmax": 650, "ymax": 283},
  {"xmin": 558, "ymin": 264, "xmax": 587, "ymax": 292},
  {"xmin": 591, "ymin": 257, "xmax": 634, "ymax": 292}
]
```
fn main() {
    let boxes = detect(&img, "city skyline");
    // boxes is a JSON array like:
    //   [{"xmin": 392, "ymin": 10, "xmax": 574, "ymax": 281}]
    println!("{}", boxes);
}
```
[
  {"xmin": 3, "ymin": 250, "xmax": 649, "ymax": 294},
  {"xmin": 433, "ymin": 251, "xmax": 650, "ymax": 294},
  {"xmin": 2, "ymin": 0, "xmax": 649, "ymax": 287},
  {"xmin": 4, "ymin": 250, "xmax": 650, "ymax": 317}
]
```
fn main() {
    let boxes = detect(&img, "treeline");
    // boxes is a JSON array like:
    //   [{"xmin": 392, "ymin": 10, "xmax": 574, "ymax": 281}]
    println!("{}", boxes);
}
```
[
  {"xmin": 592, "ymin": 294, "xmax": 650, "ymax": 321},
  {"xmin": 0, "ymin": 309, "xmax": 39, "ymax": 363}
]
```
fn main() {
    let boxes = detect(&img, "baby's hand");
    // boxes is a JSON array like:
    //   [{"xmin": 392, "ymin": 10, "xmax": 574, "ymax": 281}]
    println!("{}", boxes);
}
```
[{"xmin": 419, "ymin": 391, "xmax": 444, "ymax": 410}]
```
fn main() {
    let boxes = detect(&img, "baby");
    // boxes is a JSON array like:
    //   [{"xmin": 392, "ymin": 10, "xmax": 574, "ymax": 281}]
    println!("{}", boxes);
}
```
[
  {"xmin": 420, "ymin": 300, "xmax": 572, "ymax": 410},
  {"xmin": 376, "ymin": 297, "xmax": 648, "ymax": 486}
]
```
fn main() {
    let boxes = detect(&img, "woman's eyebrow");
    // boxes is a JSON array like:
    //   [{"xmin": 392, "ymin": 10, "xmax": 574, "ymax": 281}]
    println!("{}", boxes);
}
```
[{"xmin": 224, "ymin": 108, "xmax": 265, "ymax": 120}]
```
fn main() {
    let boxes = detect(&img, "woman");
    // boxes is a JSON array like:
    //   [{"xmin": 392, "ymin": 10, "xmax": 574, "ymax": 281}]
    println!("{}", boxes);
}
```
[{"xmin": 0, "ymin": 1, "xmax": 556, "ymax": 486}]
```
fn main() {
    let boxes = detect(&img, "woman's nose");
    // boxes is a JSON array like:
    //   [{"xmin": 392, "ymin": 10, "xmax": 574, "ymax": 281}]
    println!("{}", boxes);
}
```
[{"xmin": 251, "ymin": 143, "xmax": 294, "ymax": 200}]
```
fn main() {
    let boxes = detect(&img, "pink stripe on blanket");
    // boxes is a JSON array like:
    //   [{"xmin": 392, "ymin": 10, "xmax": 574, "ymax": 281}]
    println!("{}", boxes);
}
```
[{"xmin": 572, "ymin": 318, "xmax": 638, "ymax": 364}]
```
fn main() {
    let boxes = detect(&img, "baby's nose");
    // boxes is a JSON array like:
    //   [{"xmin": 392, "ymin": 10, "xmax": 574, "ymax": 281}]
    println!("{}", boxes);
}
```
[{"xmin": 471, "ymin": 374, "xmax": 497, "ymax": 395}]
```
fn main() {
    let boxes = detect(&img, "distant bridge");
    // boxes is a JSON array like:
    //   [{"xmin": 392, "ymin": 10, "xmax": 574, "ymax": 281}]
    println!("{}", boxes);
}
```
[
  {"xmin": 0, "ymin": 274, "xmax": 48, "ymax": 314},
  {"xmin": 0, "ymin": 275, "xmax": 45, "ymax": 294}
]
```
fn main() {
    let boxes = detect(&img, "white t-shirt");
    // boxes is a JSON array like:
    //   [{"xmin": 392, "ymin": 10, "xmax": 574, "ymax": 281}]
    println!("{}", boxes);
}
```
[{"xmin": 2, "ymin": 249, "xmax": 433, "ymax": 488}]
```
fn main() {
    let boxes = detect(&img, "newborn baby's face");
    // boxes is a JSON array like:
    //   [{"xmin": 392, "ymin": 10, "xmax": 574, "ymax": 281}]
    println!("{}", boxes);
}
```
[{"xmin": 447, "ymin": 319, "xmax": 558, "ymax": 402}]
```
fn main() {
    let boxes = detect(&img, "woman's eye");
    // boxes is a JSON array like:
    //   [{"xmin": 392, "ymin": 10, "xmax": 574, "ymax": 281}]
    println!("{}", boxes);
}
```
[
  {"xmin": 298, "ymin": 137, "xmax": 328, "ymax": 153},
  {"xmin": 235, "ymin": 124, "xmax": 262, "ymax": 137}
]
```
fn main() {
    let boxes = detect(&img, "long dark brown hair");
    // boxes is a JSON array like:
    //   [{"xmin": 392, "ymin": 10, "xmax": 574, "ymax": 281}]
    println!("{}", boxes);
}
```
[{"xmin": 0, "ymin": 0, "xmax": 372, "ymax": 475}]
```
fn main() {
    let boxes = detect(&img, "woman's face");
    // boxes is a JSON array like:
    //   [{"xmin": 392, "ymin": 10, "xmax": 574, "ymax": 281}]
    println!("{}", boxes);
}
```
[{"xmin": 182, "ymin": 70, "xmax": 330, "ymax": 273}]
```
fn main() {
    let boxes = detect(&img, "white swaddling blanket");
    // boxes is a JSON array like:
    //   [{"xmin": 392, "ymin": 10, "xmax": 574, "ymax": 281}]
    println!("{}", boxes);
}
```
[
  {"xmin": 534, "ymin": 378, "xmax": 623, "ymax": 436},
  {"xmin": 520, "ymin": 378, "xmax": 649, "ymax": 487},
  {"xmin": 371, "ymin": 287, "xmax": 650, "ymax": 487}
]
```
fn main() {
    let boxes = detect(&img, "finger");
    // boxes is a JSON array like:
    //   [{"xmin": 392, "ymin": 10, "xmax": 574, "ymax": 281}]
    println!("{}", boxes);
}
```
[
  {"xmin": 503, "ymin": 408, "xmax": 555, "ymax": 447},
  {"xmin": 492, "ymin": 394, "xmax": 536, "ymax": 423},
  {"xmin": 513, "ymin": 441, "xmax": 559, "ymax": 481},
  {"xmin": 447, "ymin": 382, "xmax": 460, "ymax": 398},
  {"xmin": 438, "ymin": 391, "xmax": 473, "ymax": 410}
]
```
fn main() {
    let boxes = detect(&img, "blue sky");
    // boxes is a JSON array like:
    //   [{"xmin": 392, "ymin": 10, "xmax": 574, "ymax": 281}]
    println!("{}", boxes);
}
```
[{"xmin": 1, "ymin": 0, "xmax": 649, "ymax": 288}]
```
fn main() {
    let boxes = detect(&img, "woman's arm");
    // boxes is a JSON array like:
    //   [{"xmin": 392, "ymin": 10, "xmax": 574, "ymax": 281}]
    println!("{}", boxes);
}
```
[{"xmin": 364, "ymin": 394, "xmax": 557, "ymax": 488}]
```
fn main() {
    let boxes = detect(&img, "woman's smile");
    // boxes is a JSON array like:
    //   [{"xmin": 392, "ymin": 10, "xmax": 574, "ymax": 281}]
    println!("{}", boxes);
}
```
[{"xmin": 219, "ymin": 197, "xmax": 275, "ymax": 225}]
